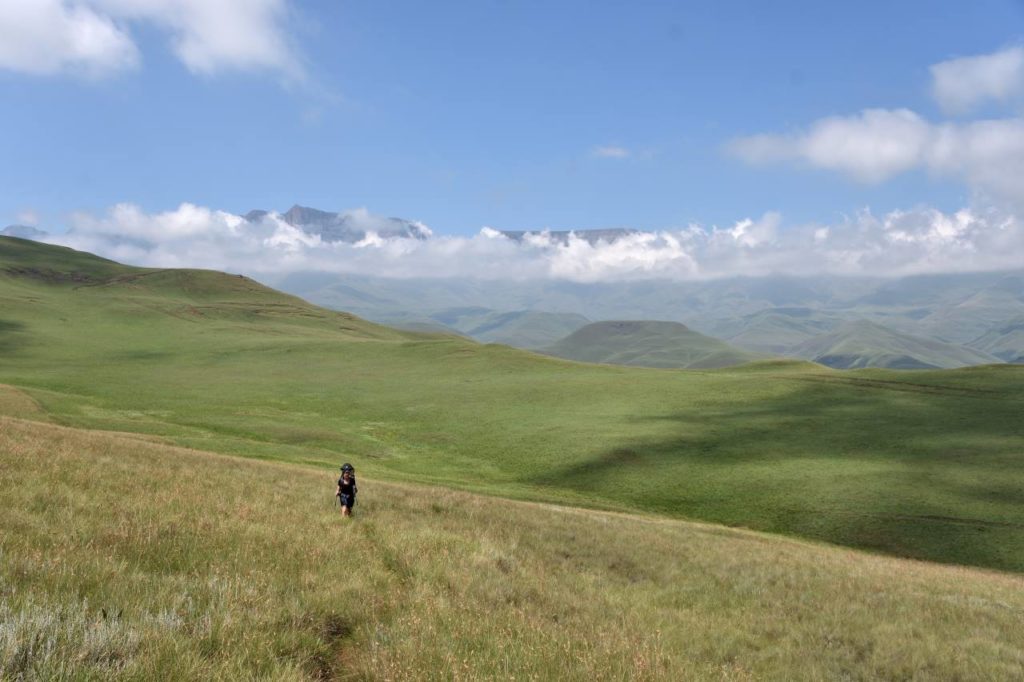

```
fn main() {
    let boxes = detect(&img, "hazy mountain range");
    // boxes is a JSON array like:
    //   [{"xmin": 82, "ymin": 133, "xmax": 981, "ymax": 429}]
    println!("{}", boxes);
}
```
[
  {"xmin": 271, "ymin": 267, "xmax": 1024, "ymax": 370},
  {"xmin": 7, "ymin": 205, "xmax": 1024, "ymax": 369}
]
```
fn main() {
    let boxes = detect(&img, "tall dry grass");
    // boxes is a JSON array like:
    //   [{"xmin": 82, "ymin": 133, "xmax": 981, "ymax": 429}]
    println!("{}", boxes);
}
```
[{"xmin": 2, "ymin": 415, "xmax": 1024, "ymax": 680}]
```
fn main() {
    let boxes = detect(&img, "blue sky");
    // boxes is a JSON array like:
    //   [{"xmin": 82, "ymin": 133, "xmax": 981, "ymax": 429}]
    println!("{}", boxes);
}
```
[
  {"xmin": 3, "ymin": 1, "xmax": 1024, "ymax": 283},
  {"xmin": 2, "ymin": 0, "xmax": 1021, "ymax": 236}
]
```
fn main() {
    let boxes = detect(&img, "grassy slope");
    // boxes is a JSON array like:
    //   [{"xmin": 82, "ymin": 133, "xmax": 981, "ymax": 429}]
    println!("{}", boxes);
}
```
[
  {"xmin": 3, "ymin": 237, "xmax": 1024, "ymax": 573},
  {"xmin": 3, "ymin": 416, "xmax": 1024, "ymax": 680},
  {"xmin": 792, "ymin": 320, "xmax": 1000, "ymax": 369},
  {"xmin": 544, "ymin": 320, "xmax": 762, "ymax": 369}
]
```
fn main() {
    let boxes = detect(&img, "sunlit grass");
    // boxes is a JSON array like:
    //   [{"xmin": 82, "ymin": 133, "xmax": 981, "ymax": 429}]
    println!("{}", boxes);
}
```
[{"xmin": 3, "ymin": 416, "xmax": 1024, "ymax": 679}]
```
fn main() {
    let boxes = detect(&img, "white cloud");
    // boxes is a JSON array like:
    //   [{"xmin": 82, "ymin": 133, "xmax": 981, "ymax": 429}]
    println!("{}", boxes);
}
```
[
  {"xmin": 92, "ymin": 0, "xmax": 300, "ymax": 77},
  {"xmin": 728, "ymin": 46, "xmax": 1024, "ymax": 206},
  {"xmin": 931, "ymin": 45, "xmax": 1024, "ymax": 114},
  {"xmin": 729, "ymin": 109, "xmax": 1024, "ymax": 205},
  {"xmin": 592, "ymin": 145, "xmax": 631, "ymax": 159},
  {"xmin": 42, "ymin": 202, "xmax": 1024, "ymax": 283},
  {"xmin": 728, "ymin": 109, "xmax": 932, "ymax": 183},
  {"xmin": 0, "ymin": 0, "xmax": 139, "ymax": 77},
  {"xmin": 0, "ymin": 0, "xmax": 299, "ymax": 78}
]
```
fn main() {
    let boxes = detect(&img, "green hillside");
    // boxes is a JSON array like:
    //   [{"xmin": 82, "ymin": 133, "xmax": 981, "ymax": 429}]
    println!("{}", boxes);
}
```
[
  {"xmin": 543, "ymin": 320, "xmax": 762, "ymax": 368},
  {"xmin": 5, "ymin": 417, "xmax": 1024, "ymax": 679},
  {"xmin": 3, "ymin": 237, "xmax": 1024, "ymax": 572},
  {"xmin": 792, "ymin": 319, "xmax": 1001, "ymax": 369}
]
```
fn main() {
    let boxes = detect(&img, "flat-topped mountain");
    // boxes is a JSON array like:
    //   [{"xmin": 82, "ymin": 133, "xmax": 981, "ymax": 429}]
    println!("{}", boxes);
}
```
[{"xmin": 543, "ymin": 320, "xmax": 762, "ymax": 368}]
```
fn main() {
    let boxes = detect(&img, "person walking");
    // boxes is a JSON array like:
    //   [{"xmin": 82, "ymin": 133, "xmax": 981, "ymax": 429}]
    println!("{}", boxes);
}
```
[{"xmin": 336, "ymin": 463, "xmax": 357, "ymax": 517}]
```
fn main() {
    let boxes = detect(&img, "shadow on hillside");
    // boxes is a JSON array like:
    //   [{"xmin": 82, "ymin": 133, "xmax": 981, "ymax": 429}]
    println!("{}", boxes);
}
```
[
  {"xmin": 0, "ymin": 319, "xmax": 26, "ymax": 353},
  {"xmin": 530, "ymin": 376, "xmax": 1024, "ymax": 572}
]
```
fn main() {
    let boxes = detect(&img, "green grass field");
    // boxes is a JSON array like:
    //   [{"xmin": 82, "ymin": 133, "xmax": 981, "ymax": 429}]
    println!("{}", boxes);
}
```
[
  {"xmin": 3, "ymin": 236, "xmax": 1024, "ymax": 574},
  {"xmin": 3, "ymin": 416, "xmax": 1024, "ymax": 679}
]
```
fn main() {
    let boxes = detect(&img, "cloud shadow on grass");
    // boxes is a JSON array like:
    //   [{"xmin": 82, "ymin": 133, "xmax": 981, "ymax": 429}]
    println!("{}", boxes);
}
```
[{"xmin": 529, "ymin": 376, "xmax": 1024, "ymax": 572}]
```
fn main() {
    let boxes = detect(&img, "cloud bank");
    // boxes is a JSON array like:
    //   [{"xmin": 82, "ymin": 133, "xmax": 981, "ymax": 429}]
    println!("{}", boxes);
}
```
[
  {"xmin": 42, "ymin": 201, "xmax": 1024, "ymax": 283},
  {"xmin": 0, "ymin": 0, "xmax": 300, "ymax": 78}
]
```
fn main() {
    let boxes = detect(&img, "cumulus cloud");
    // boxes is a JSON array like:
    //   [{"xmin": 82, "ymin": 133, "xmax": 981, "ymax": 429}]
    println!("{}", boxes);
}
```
[
  {"xmin": 41, "ymin": 201, "xmax": 1024, "ymax": 283},
  {"xmin": 729, "ymin": 109, "xmax": 1024, "ymax": 205},
  {"xmin": 728, "ymin": 46, "xmax": 1024, "ymax": 207},
  {"xmin": 729, "ymin": 109, "xmax": 931, "ymax": 183},
  {"xmin": 0, "ymin": 0, "xmax": 300, "ymax": 78},
  {"xmin": 0, "ymin": 0, "xmax": 139, "ymax": 77},
  {"xmin": 931, "ymin": 45, "xmax": 1024, "ymax": 114}
]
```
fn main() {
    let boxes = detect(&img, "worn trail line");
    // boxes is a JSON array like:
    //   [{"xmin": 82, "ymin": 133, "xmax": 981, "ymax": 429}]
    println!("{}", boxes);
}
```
[{"xmin": 789, "ymin": 374, "xmax": 1010, "ymax": 398}]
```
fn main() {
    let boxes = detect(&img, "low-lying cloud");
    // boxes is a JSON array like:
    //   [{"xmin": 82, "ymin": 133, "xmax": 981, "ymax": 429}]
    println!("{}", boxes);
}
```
[{"xmin": 42, "ymin": 201, "xmax": 1024, "ymax": 283}]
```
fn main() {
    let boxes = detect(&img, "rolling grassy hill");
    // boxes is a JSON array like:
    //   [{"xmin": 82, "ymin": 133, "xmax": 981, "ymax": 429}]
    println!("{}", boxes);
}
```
[
  {"xmin": 543, "ymin": 320, "xmax": 763, "ymax": 369},
  {"xmin": 792, "ymin": 320, "xmax": 1001, "ymax": 369},
  {"xmin": 3, "ymin": 236, "xmax": 1024, "ymax": 573},
  {"xmin": 3, "ymin": 416, "xmax": 1024, "ymax": 679}
]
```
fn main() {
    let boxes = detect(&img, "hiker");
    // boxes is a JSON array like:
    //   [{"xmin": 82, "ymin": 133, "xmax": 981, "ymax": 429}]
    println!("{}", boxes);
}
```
[{"xmin": 336, "ymin": 463, "xmax": 358, "ymax": 517}]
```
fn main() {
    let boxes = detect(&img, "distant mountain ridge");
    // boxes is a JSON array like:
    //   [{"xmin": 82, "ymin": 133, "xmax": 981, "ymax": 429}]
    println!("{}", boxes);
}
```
[
  {"xmin": 246, "ymin": 206, "xmax": 643, "ymax": 247},
  {"xmin": 277, "ymin": 268, "xmax": 1024, "ymax": 368},
  {"xmin": 968, "ymin": 316, "xmax": 1024, "ymax": 363},
  {"xmin": 244, "ymin": 204, "xmax": 432, "ymax": 243},
  {"xmin": 791, "ymin": 320, "xmax": 1000, "ymax": 369},
  {"xmin": 1, "ymin": 225, "xmax": 48, "ymax": 239},
  {"xmin": 498, "ymin": 228, "xmax": 640, "ymax": 246},
  {"xmin": 8, "ymin": 203, "xmax": 1024, "ymax": 369}
]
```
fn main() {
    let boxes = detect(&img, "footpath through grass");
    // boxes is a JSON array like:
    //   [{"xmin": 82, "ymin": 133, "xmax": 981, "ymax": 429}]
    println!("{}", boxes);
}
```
[{"xmin": 3, "ymin": 416, "xmax": 1024, "ymax": 680}]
